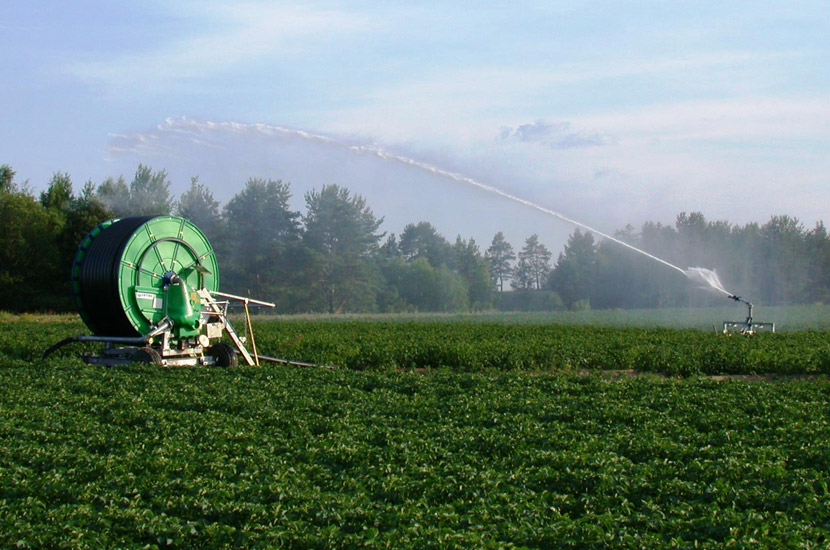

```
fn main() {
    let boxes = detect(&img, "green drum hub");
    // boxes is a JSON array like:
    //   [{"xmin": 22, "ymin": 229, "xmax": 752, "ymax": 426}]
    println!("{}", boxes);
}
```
[{"xmin": 71, "ymin": 216, "xmax": 219, "ymax": 338}]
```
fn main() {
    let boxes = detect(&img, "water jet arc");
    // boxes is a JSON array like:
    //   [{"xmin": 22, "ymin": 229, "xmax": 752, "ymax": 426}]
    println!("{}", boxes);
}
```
[
  {"xmin": 269, "ymin": 123, "xmax": 737, "ymax": 296},
  {"xmin": 170, "ymin": 119, "xmax": 737, "ymax": 297}
]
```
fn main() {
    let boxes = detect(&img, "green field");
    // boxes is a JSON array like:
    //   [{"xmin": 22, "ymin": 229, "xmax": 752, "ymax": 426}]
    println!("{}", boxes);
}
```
[
  {"xmin": 6, "ymin": 308, "xmax": 830, "ymax": 376},
  {"xmin": 1, "ymin": 313, "xmax": 829, "ymax": 548},
  {"xmin": 254, "ymin": 303, "xmax": 830, "ymax": 331}
]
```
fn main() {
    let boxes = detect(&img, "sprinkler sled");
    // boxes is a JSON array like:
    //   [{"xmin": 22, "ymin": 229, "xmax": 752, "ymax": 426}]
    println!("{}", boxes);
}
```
[{"xmin": 723, "ymin": 294, "xmax": 775, "ymax": 335}]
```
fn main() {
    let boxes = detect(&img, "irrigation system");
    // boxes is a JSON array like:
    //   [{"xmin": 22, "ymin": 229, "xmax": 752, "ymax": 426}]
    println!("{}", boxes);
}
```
[{"xmin": 42, "ymin": 215, "xmax": 326, "ymax": 366}]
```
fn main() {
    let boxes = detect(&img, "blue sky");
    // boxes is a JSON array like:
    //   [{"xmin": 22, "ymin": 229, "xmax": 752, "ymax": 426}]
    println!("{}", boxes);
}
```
[{"xmin": 3, "ymin": 1, "xmax": 829, "ymax": 255}]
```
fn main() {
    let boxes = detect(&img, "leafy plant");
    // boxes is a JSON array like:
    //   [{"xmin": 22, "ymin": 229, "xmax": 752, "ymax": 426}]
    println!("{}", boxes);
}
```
[{"xmin": 0, "ymin": 362, "xmax": 827, "ymax": 548}]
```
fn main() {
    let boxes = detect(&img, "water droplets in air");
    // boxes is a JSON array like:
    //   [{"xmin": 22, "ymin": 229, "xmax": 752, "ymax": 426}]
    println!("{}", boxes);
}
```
[
  {"xmin": 683, "ymin": 267, "xmax": 733, "ymax": 297},
  {"xmin": 142, "ymin": 118, "xmax": 741, "ymax": 300}
]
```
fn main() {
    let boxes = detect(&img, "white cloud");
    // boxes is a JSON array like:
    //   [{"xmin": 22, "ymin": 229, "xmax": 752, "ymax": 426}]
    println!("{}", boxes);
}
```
[
  {"xmin": 322, "ymin": 49, "xmax": 802, "ymax": 145},
  {"xmin": 577, "ymin": 97, "xmax": 830, "ymax": 143},
  {"xmin": 499, "ymin": 120, "xmax": 615, "ymax": 149},
  {"xmin": 65, "ymin": 2, "xmax": 373, "ymax": 94}
]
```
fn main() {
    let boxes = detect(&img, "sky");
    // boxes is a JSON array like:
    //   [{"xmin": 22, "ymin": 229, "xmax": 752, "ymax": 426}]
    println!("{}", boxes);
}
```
[{"xmin": 3, "ymin": 1, "xmax": 829, "ymax": 258}]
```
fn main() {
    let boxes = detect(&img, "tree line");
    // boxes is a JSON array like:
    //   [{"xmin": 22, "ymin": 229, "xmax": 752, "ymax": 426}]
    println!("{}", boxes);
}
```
[{"xmin": 2, "ymin": 163, "xmax": 828, "ymax": 313}]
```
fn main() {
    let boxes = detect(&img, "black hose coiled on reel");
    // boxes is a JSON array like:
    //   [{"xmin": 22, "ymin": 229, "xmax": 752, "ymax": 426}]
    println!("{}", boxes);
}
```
[{"xmin": 72, "ymin": 216, "xmax": 157, "ymax": 337}]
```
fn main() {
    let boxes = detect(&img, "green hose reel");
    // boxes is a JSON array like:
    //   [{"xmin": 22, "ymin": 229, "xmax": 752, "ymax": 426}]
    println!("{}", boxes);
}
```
[
  {"xmin": 42, "ymin": 215, "xmax": 299, "ymax": 367},
  {"xmin": 71, "ymin": 215, "xmax": 220, "ymax": 339}
]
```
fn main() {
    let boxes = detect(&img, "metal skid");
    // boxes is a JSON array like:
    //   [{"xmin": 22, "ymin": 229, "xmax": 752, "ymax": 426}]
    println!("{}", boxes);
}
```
[
  {"xmin": 42, "ymin": 290, "xmax": 275, "ymax": 367},
  {"xmin": 722, "ymin": 296, "xmax": 775, "ymax": 335}
]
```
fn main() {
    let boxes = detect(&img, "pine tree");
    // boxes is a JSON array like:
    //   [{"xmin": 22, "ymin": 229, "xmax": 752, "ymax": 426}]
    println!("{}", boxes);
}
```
[
  {"xmin": 486, "ymin": 231, "xmax": 515, "ymax": 292},
  {"xmin": 513, "ymin": 234, "xmax": 551, "ymax": 290},
  {"xmin": 302, "ymin": 185, "xmax": 384, "ymax": 313},
  {"xmin": 549, "ymin": 229, "xmax": 597, "ymax": 308}
]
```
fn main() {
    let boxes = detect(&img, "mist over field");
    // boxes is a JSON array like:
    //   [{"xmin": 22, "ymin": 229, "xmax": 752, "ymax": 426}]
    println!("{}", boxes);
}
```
[
  {"xmin": 103, "ymin": 117, "xmax": 577, "ymax": 256},
  {"xmin": 3, "ymin": 2, "xmax": 829, "ymax": 259},
  {"xmin": 2, "ymin": 2, "xmax": 829, "ymax": 315}
]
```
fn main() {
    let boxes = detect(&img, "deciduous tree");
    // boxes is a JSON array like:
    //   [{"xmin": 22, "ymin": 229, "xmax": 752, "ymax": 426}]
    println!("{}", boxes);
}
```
[
  {"xmin": 95, "ymin": 176, "xmax": 130, "ymax": 216},
  {"xmin": 454, "ymin": 236, "xmax": 492, "ymax": 310},
  {"xmin": 0, "ymin": 164, "xmax": 15, "ymax": 193},
  {"xmin": 176, "ymin": 176, "xmax": 225, "ymax": 255},
  {"xmin": 129, "ymin": 164, "xmax": 173, "ymax": 216}
]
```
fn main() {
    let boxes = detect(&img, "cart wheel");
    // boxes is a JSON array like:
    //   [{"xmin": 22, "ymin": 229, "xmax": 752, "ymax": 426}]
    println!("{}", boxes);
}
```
[
  {"xmin": 208, "ymin": 342, "xmax": 238, "ymax": 367},
  {"xmin": 133, "ymin": 347, "xmax": 162, "ymax": 365}
]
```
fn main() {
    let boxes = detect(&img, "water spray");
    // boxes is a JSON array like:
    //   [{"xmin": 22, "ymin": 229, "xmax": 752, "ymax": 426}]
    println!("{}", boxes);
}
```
[
  {"xmin": 686, "ymin": 265, "xmax": 759, "ymax": 331},
  {"xmin": 343, "ymin": 134, "xmax": 776, "ymax": 332},
  {"xmin": 144, "ymin": 119, "xmax": 773, "ymax": 328},
  {"xmin": 162, "ymin": 119, "xmax": 689, "ymax": 275}
]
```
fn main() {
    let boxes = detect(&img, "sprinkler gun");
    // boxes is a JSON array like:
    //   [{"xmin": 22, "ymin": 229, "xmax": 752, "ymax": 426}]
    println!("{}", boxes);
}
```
[
  {"xmin": 727, "ymin": 294, "xmax": 753, "ymax": 325},
  {"xmin": 722, "ymin": 294, "xmax": 773, "ymax": 334}
]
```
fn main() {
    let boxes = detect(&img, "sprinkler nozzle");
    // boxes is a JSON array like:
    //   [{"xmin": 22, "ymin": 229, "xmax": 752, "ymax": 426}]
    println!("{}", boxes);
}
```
[{"xmin": 728, "ymin": 294, "xmax": 741, "ymax": 302}]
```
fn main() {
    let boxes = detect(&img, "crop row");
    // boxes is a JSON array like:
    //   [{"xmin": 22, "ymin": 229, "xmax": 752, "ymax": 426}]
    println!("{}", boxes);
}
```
[
  {"xmin": 1, "ymin": 361, "xmax": 829, "ymax": 548},
  {"xmin": 269, "ymin": 304, "xmax": 830, "ymax": 332},
  {"xmin": 253, "ymin": 321, "xmax": 830, "ymax": 375},
  {"xmin": 3, "ymin": 315, "xmax": 830, "ymax": 375}
]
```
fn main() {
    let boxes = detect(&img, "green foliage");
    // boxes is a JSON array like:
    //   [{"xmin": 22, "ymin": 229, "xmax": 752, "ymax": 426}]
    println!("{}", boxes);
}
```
[
  {"xmin": 0, "ymin": 164, "xmax": 15, "ymax": 193},
  {"xmin": 4, "ymin": 163, "xmax": 830, "ymax": 315},
  {"xmin": 0, "ymin": 171, "xmax": 113, "ymax": 312},
  {"xmin": 454, "ymin": 236, "xmax": 493, "ymax": 310},
  {"xmin": 591, "ymin": 212, "xmax": 828, "ymax": 308},
  {"xmin": 486, "ymin": 231, "xmax": 515, "ymax": 292},
  {"xmin": 92, "ymin": 165, "xmax": 174, "ymax": 217},
  {"xmin": 175, "ymin": 176, "xmax": 224, "ymax": 250},
  {"xmin": 94, "ymin": 175, "xmax": 130, "ymax": 215},
  {"xmin": 39, "ymin": 171, "xmax": 74, "ymax": 210},
  {"xmin": 222, "ymin": 178, "xmax": 301, "ymax": 302},
  {"xmin": 398, "ymin": 221, "xmax": 453, "ymax": 267},
  {"xmin": 1, "ymin": 334, "xmax": 828, "ymax": 548},
  {"xmin": 382, "ymin": 258, "xmax": 470, "ymax": 312},
  {"xmin": 549, "ymin": 229, "xmax": 597, "ymax": 308},
  {"xmin": 378, "ymin": 228, "xmax": 490, "ymax": 313},
  {"xmin": 758, "ymin": 215, "xmax": 810, "ymax": 304},
  {"xmin": 512, "ymin": 234, "xmax": 551, "ymax": 290},
  {"xmin": 302, "ymin": 185, "xmax": 384, "ymax": 313},
  {"xmin": 250, "ymin": 320, "xmax": 830, "ymax": 375},
  {"xmin": 128, "ymin": 164, "xmax": 174, "ymax": 216},
  {"xmin": 0, "ymin": 189, "xmax": 65, "ymax": 310}
]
